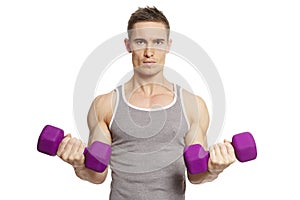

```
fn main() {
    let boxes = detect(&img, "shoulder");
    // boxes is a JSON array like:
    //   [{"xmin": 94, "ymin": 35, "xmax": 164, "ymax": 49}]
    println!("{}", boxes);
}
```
[
  {"xmin": 88, "ymin": 89, "xmax": 117, "ymax": 124},
  {"xmin": 181, "ymin": 88, "xmax": 208, "ymax": 114},
  {"xmin": 181, "ymin": 87, "xmax": 210, "ymax": 129},
  {"xmin": 93, "ymin": 90, "xmax": 117, "ymax": 109}
]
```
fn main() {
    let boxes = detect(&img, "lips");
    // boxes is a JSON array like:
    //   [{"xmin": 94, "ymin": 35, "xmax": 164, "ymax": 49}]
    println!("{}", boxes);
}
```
[{"xmin": 143, "ymin": 60, "xmax": 156, "ymax": 64}]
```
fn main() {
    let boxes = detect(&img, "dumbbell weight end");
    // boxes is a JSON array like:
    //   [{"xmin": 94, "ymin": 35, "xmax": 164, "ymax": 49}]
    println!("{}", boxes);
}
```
[
  {"xmin": 232, "ymin": 132, "xmax": 257, "ymax": 162},
  {"xmin": 184, "ymin": 132, "xmax": 257, "ymax": 174},
  {"xmin": 37, "ymin": 125, "xmax": 111, "ymax": 173},
  {"xmin": 183, "ymin": 144, "xmax": 209, "ymax": 174},
  {"xmin": 37, "ymin": 125, "xmax": 64, "ymax": 156}
]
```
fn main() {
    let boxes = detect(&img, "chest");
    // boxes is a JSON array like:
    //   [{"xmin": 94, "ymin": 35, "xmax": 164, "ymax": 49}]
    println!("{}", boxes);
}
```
[{"xmin": 127, "ymin": 92, "xmax": 174, "ymax": 109}]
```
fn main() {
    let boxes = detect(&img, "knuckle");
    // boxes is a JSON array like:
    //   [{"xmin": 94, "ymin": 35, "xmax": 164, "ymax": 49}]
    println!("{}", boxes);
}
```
[
  {"xmin": 74, "ymin": 155, "xmax": 80, "ymax": 161},
  {"xmin": 218, "ymin": 160, "xmax": 225, "ymax": 166},
  {"xmin": 75, "ymin": 152, "xmax": 83, "ymax": 159},
  {"xmin": 231, "ymin": 158, "xmax": 236, "ymax": 163},
  {"xmin": 210, "ymin": 156, "xmax": 217, "ymax": 163},
  {"xmin": 74, "ymin": 155, "xmax": 83, "ymax": 162},
  {"xmin": 60, "ymin": 139, "xmax": 67, "ymax": 145},
  {"xmin": 62, "ymin": 154, "xmax": 69, "ymax": 161},
  {"xmin": 61, "ymin": 137, "xmax": 70, "ymax": 145},
  {"xmin": 69, "ymin": 138, "xmax": 76, "ymax": 145},
  {"xmin": 75, "ymin": 140, "xmax": 82, "ymax": 148},
  {"xmin": 225, "ymin": 142, "xmax": 233, "ymax": 148},
  {"xmin": 56, "ymin": 150, "xmax": 62, "ymax": 156},
  {"xmin": 212, "ymin": 159, "xmax": 223, "ymax": 166},
  {"xmin": 224, "ymin": 160, "xmax": 231, "ymax": 165},
  {"xmin": 68, "ymin": 155, "xmax": 74, "ymax": 161}
]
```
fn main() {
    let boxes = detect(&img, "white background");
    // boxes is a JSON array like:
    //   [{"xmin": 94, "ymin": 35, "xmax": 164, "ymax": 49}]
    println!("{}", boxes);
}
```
[{"xmin": 1, "ymin": 0, "xmax": 299, "ymax": 199}]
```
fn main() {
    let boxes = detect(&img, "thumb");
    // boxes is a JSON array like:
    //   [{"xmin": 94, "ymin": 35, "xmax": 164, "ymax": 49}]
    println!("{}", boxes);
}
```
[
  {"xmin": 65, "ymin": 133, "xmax": 72, "ymax": 138},
  {"xmin": 224, "ymin": 139, "xmax": 231, "ymax": 144}
]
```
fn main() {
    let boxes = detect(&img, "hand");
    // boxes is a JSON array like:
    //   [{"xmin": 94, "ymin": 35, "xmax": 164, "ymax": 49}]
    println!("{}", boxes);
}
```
[
  {"xmin": 208, "ymin": 140, "xmax": 236, "ymax": 174},
  {"xmin": 56, "ymin": 134, "xmax": 85, "ymax": 169}
]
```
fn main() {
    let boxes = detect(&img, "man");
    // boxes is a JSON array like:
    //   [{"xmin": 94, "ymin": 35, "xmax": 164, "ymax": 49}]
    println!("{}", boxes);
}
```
[{"xmin": 57, "ymin": 6, "xmax": 235, "ymax": 199}]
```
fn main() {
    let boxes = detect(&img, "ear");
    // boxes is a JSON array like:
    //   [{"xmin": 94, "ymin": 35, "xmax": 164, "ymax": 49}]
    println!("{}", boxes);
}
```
[
  {"xmin": 124, "ymin": 38, "xmax": 132, "ymax": 53},
  {"xmin": 166, "ymin": 38, "xmax": 172, "ymax": 53}
]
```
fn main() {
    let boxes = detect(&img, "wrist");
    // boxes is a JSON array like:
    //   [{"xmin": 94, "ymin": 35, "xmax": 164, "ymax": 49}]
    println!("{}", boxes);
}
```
[
  {"xmin": 73, "ymin": 164, "xmax": 85, "ymax": 172},
  {"xmin": 207, "ymin": 169, "xmax": 223, "ymax": 176}
]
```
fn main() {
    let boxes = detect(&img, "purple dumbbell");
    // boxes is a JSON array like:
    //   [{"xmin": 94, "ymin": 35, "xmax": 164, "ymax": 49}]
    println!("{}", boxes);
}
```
[
  {"xmin": 37, "ymin": 125, "xmax": 112, "ymax": 173},
  {"xmin": 184, "ymin": 132, "xmax": 257, "ymax": 174}
]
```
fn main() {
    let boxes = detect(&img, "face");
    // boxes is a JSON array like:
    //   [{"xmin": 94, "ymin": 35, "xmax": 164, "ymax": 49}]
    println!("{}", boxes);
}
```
[{"xmin": 125, "ymin": 22, "xmax": 172, "ymax": 76}]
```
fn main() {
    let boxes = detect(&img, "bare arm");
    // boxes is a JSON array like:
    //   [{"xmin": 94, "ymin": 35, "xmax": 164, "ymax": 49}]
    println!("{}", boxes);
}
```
[
  {"xmin": 183, "ymin": 89, "xmax": 235, "ymax": 184},
  {"xmin": 57, "ymin": 91, "xmax": 115, "ymax": 184}
]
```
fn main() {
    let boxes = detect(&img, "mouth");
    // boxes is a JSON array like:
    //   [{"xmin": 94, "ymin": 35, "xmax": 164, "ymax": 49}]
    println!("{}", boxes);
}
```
[{"xmin": 143, "ymin": 60, "xmax": 156, "ymax": 65}]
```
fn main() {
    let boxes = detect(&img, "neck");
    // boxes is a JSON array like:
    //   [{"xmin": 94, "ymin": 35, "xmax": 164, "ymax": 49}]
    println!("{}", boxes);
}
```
[{"xmin": 125, "ymin": 72, "xmax": 172, "ymax": 96}]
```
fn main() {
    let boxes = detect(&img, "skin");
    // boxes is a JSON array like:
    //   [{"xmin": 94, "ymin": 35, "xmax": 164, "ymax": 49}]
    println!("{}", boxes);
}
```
[{"xmin": 57, "ymin": 21, "xmax": 235, "ymax": 185}]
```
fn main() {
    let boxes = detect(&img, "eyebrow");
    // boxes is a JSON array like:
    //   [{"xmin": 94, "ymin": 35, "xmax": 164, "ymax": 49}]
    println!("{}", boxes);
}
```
[
  {"xmin": 133, "ymin": 38, "xmax": 166, "ymax": 42},
  {"xmin": 153, "ymin": 39, "xmax": 165, "ymax": 42},
  {"xmin": 133, "ymin": 38, "xmax": 147, "ymax": 42}
]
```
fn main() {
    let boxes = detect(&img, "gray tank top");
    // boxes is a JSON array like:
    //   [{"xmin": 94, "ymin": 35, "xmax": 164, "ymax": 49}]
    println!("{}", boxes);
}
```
[{"xmin": 109, "ymin": 83, "xmax": 190, "ymax": 200}]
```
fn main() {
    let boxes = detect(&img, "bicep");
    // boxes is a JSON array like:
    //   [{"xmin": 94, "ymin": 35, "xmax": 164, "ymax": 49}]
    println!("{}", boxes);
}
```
[
  {"xmin": 184, "ymin": 95, "xmax": 210, "ymax": 150},
  {"xmin": 87, "ymin": 94, "xmax": 113, "ymax": 146},
  {"xmin": 185, "ymin": 122, "xmax": 208, "ymax": 149},
  {"xmin": 88, "ymin": 120, "xmax": 112, "ymax": 146}
]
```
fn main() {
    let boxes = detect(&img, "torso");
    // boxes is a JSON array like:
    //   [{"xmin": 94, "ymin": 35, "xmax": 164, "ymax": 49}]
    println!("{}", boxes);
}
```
[{"xmin": 108, "ymin": 83, "xmax": 189, "ymax": 200}]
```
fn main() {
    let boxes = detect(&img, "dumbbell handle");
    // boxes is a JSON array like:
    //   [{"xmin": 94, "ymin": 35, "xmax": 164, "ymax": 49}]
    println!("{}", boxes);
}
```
[
  {"xmin": 184, "ymin": 132, "xmax": 257, "ymax": 174},
  {"xmin": 37, "ymin": 125, "xmax": 111, "ymax": 173}
]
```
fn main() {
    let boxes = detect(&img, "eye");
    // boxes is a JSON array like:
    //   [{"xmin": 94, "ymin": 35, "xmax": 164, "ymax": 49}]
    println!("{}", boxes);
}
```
[
  {"xmin": 154, "ymin": 40, "xmax": 164, "ymax": 46},
  {"xmin": 136, "ymin": 40, "xmax": 145, "ymax": 45}
]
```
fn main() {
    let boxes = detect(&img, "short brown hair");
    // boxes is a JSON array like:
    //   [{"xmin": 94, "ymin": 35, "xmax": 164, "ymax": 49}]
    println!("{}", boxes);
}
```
[{"xmin": 127, "ymin": 6, "xmax": 170, "ymax": 31}]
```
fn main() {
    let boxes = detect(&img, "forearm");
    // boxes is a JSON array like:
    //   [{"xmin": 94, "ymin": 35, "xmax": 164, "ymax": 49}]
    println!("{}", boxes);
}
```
[
  {"xmin": 187, "ymin": 171, "xmax": 221, "ymax": 184},
  {"xmin": 74, "ymin": 166, "xmax": 108, "ymax": 184}
]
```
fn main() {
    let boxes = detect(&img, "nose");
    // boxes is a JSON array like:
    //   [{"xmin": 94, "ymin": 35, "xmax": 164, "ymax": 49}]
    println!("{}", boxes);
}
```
[{"xmin": 144, "ymin": 47, "xmax": 154, "ymax": 58}]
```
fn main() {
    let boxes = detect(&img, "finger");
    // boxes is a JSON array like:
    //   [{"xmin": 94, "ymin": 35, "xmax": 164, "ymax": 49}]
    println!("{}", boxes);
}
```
[
  {"xmin": 213, "ymin": 144, "xmax": 222, "ymax": 161},
  {"xmin": 208, "ymin": 144, "xmax": 224, "ymax": 173},
  {"xmin": 61, "ymin": 138, "xmax": 77, "ymax": 161},
  {"xmin": 69, "ymin": 139, "xmax": 81, "ymax": 159},
  {"xmin": 208, "ymin": 146, "xmax": 215, "ymax": 171},
  {"xmin": 224, "ymin": 139, "xmax": 235, "ymax": 159},
  {"xmin": 57, "ymin": 135, "xmax": 72, "ymax": 156},
  {"xmin": 71, "ymin": 140, "xmax": 85, "ymax": 163},
  {"xmin": 219, "ymin": 143, "xmax": 229, "ymax": 163},
  {"xmin": 73, "ymin": 142, "xmax": 85, "ymax": 167},
  {"xmin": 224, "ymin": 140, "xmax": 234, "ymax": 153},
  {"xmin": 224, "ymin": 139, "xmax": 231, "ymax": 144},
  {"xmin": 209, "ymin": 145, "xmax": 216, "ymax": 162},
  {"xmin": 224, "ymin": 142, "xmax": 236, "ymax": 162},
  {"xmin": 79, "ymin": 142, "xmax": 85, "ymax": 154},
  {"xmin": 210, "ymin": 144, "xmax": 222, "ymax": 166}
]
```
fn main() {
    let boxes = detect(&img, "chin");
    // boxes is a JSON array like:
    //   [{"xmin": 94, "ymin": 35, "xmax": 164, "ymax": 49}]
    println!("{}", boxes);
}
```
[{"xmin": 135, "ymin": 67, "xmax": 163, "ymax": 77}]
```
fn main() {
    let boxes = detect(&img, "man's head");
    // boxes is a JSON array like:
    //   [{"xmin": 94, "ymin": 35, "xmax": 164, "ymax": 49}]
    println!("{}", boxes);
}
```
[
  {"xmin": 125, "ymin": 6, "xmax": 172, "ymax": 77},
  {"xmin": 127, "ymin": 6, "xmax": 170, "ymax": 34}
]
